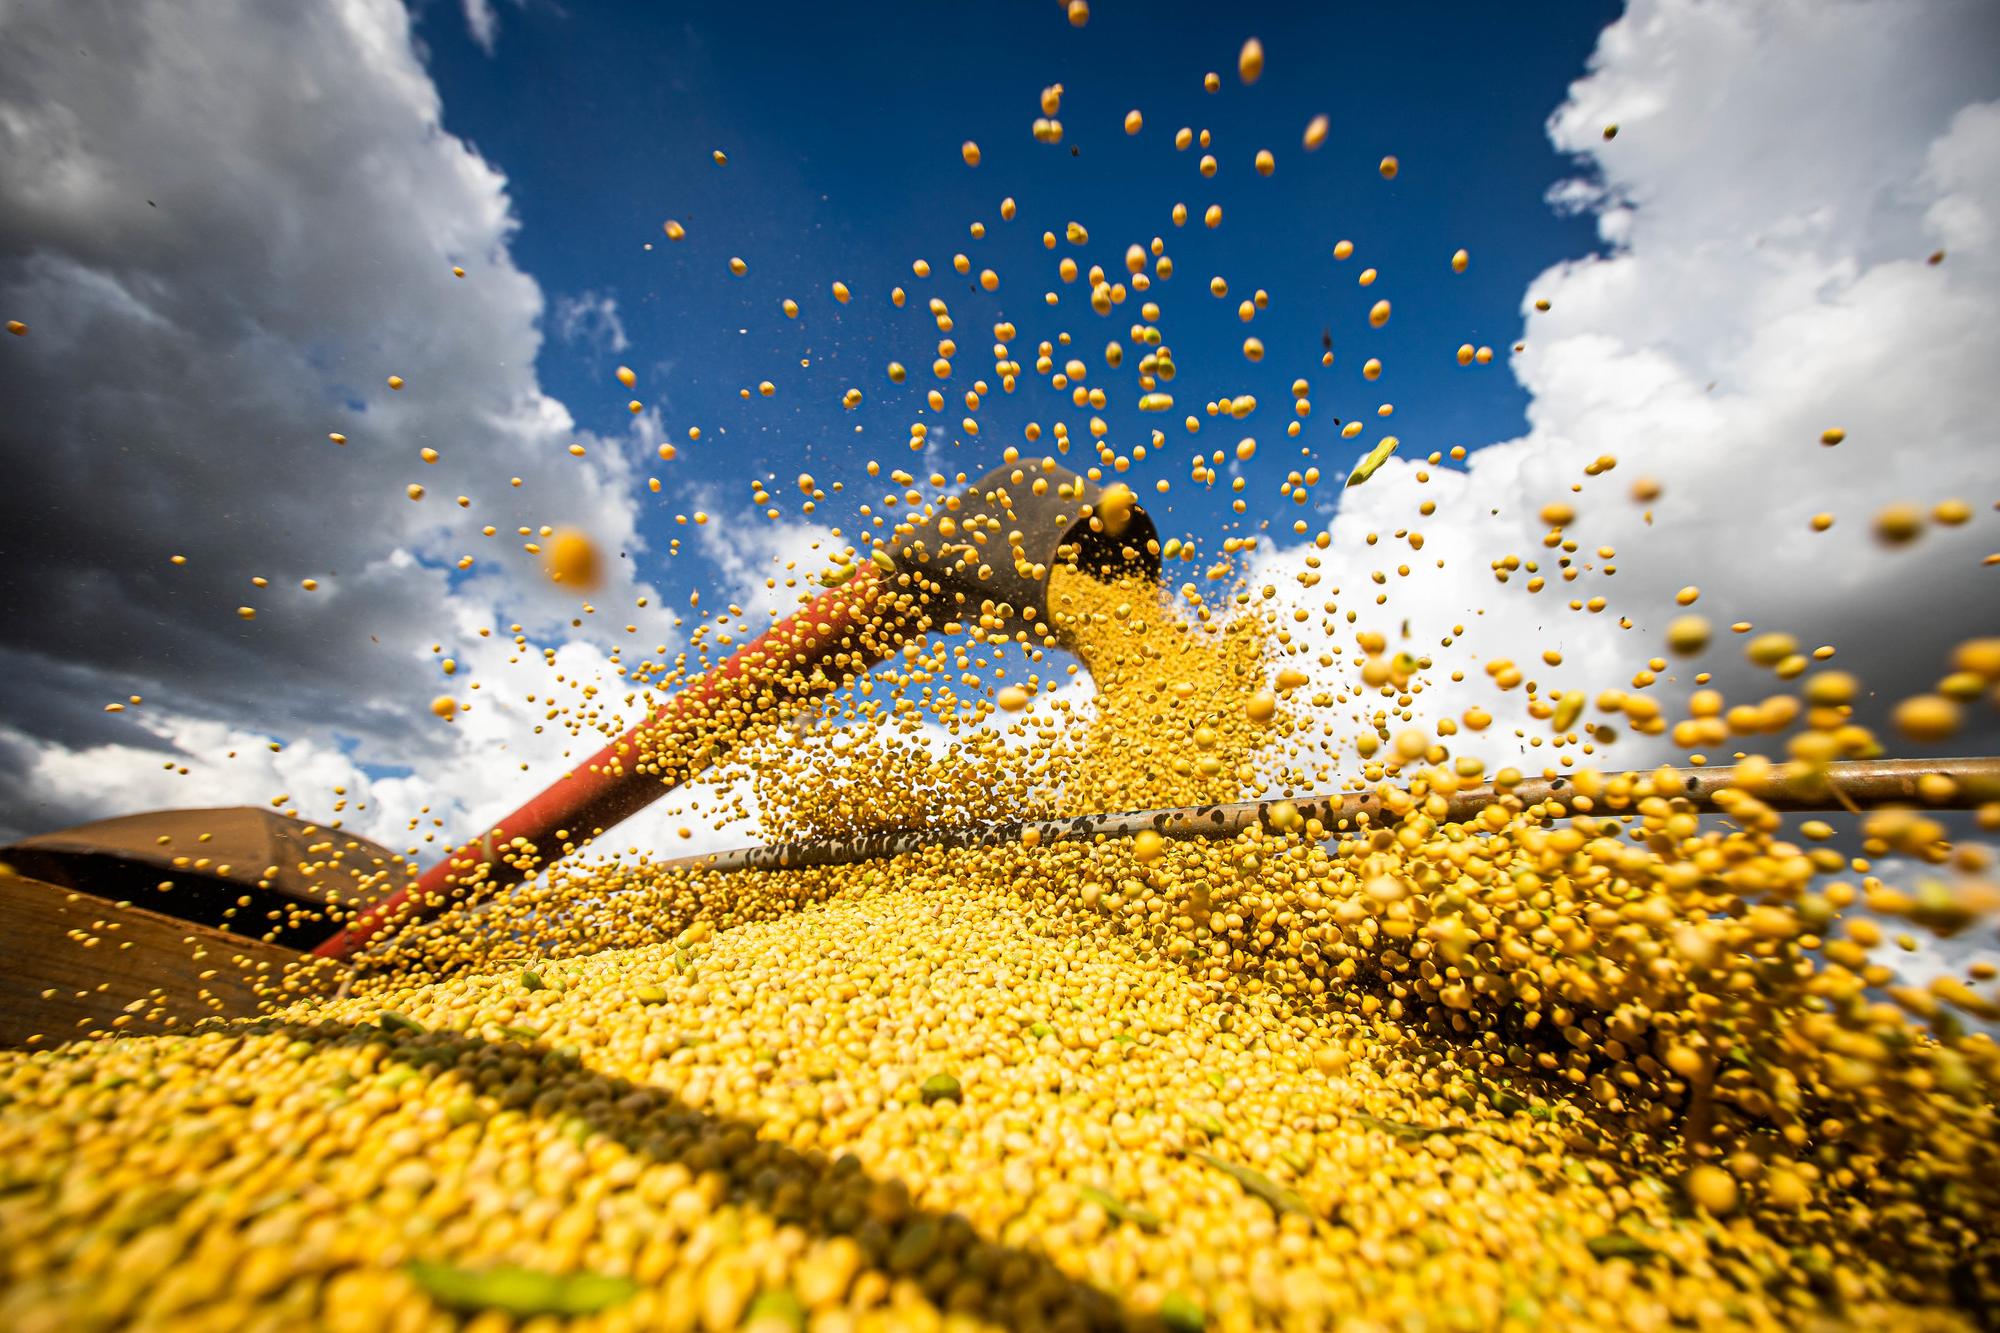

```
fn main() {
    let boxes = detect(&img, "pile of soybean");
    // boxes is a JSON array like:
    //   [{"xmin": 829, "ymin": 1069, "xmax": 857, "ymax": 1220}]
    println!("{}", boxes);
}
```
[{"xmin": 3, "ymin": 578, "xmax": 1998, "ymax": 1332}]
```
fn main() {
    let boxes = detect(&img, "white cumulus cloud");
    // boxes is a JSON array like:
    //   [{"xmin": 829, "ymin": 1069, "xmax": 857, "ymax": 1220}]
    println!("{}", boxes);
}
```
[
  {"xmin": 0, "ymin": 0, "xmax": 675, "ymax": 851},
  {"xmin": 1250, "ymin": 0, "xmax": 2000, "ymax": 783},
  {"xmin": 552, "ymin": 290, "xmax": 631, "ymax": 357}
]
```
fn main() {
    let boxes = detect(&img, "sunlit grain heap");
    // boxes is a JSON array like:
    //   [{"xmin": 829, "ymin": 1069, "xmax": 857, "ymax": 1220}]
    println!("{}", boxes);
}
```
[
  {"xmin": 8, "ymin": 735, "xmax": 2000, "ymax": 1329},
  {"xmin": 7, "ymin": 593, "xmax": 1999, "ymax": 1330}
]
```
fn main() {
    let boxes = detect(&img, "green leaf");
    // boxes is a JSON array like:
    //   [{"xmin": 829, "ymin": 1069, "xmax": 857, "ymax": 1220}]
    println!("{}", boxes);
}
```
[
  {"xmin": 1183, "ymin": 1107, "xmax": 1227, "ymax": 1137},
  {"xmin": 1195, "ymin": 1152, "xmax": 1312, "ymax": 1219},
  {"xmin": 1078, "ymin": 1184, "xmax": 1164, "ymax": 1233},
  {"xmin": 1159, "ymin": 1291, "xmax": 1207, "ymax": 1332},
  {"xmin": 111, "ymin": 1184, "xmax": 199, "ymax": 1236},
  {"xmin": 1585, "ymin": 1231, "xmax": 1659, "ymax": 1262},
  {"xmin": 1351, "ymin": 1113, "xmax": 1469, "ymax": 1141},
  {"xmin": 745, "ymin": 1288, "xmax": 808, "ymax": 1331},
  {"xmin": 406, "ymin": 1260, "xmax": 640, "ymax": 1317},
  {"xmin": 377, "ymin": 1010, "xmax": 425, "ymax": 1034}
]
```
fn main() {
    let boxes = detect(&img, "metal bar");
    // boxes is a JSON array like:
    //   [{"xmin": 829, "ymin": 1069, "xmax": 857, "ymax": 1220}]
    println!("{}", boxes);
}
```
[{"xmin": 646, "ymin": 756, "xmax": 2000, "ymax": 876}]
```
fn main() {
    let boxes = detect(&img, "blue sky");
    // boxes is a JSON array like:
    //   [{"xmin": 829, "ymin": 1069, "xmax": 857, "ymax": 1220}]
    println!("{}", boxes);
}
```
[{"xmin": 415, "ymin": 0, "xmax": 1616, "ymax": 591}]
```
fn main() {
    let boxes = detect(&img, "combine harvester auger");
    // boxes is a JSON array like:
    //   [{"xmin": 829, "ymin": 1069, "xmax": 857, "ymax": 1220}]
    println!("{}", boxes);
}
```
[{"xmin": 309, "ymin": 462, "xmax": 1162, "ymax": 964}]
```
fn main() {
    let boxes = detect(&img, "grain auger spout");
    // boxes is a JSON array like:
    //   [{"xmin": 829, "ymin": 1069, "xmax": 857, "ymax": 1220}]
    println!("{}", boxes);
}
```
[{"xmin": 310, "ymin": 462, "xmax": 1162, "ymax": 962}]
